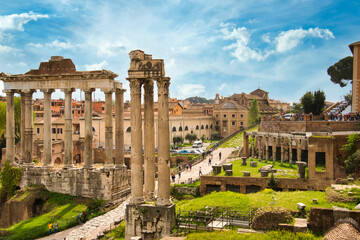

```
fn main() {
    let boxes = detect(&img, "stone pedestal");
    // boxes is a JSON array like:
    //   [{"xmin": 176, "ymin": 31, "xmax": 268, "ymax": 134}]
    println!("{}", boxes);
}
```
[
  {"xmin": 296, "ymin": 161, "xmax": 307, "ymax": 179},
  {"xmin": 241, "ymin": 157, "xmax": 247, "ymax": 166},
  {"xmin": 250, "ymin": 161, "xmax": 257, "ymax": 167},
  {"xmin": 261, "ymin": 171, "xmax": 269, "ymax": 177},
  {"xmin": 225, "ymin": 170, "xmax": 233, "ymax": 176},
  {"xmin": 125, "ymin": 204, "xmax": 175, "ymax": 240},
  {"xmin": 222, "ymin": 163, "xmax": 233, "ymax": 171},
  {"xmin": 212, "ymin": 165, "xmax": 222, "ymax": 174},
  {"xmin": 242, "ymin": 171, "xmax": 250, "ymax": 177}
]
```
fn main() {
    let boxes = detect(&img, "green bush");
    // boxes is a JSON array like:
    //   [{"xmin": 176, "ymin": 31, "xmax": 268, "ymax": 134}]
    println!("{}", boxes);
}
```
[{"xmin": 0, "ymin": 160, "xmax": 22, "ymax": 202}]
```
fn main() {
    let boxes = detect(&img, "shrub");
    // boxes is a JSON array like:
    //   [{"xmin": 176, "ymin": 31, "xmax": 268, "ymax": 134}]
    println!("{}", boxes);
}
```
[
  {"xmin": 0, "ymin": 160, "xmax": 22, "ymax": 202},
  {"xmin": 268, "ymin": 173, "xmax": 279, "ymax": 190}
]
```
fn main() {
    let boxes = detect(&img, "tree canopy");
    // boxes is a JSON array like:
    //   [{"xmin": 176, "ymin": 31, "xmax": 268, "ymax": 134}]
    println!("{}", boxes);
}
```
[
  {"xmin": 300, "ymin": 90, "xmax": 326, "ymax": 115},
  {"xmin": 247, "ymin": 99, "xmax": 260, "ymax": 126},
  {"xmin": 327, "ymin": 56, "xmax": 353, "ymax": 87}
]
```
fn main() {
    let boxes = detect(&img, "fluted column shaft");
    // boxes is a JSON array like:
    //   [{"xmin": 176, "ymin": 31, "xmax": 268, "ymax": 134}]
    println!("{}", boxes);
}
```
[
  {"xmin": 265, "ymin": 136, "xmax": 269, "ymax": 161},
  {"xmin": 144, "ymin": 80, "xmax": 155, "ymax": 201},
  {"xmin": 5, "ymin": 90, "xmax": 15, "ymax": 163},
  {"xmin": 258, "ymin": 136, "xmax": 262, "ymax": 160},
  {"xmin": 24, "ymin": 90, "xmax": 34, "ymax": 164},
  {"xmin": 84, "ymin": 89, "xmax": 94, "ymax": 168},
  {"xmin": 280, "ymin": 137, "xmax": 284, "ymax": 164},
  {"xmin": 128, "ymin": 79, "xmax": 144, "ymax": 204},
  {"xmin": 104, "ymin": 90, "xmax": 114, "ymax": 167},
  {"xmin": 272, "ymin": 137, "xmax": 277, "ymax": 163},
  {"xmin": 115, "ymin": 89, "xmax": 125, "ymax": 166},
  {"xmin": 63, "ymin": 89, "xmax": 74, "ymax": 168},
  {"xmin": 156, "ymin": 77, "xmax": 171, "ymax": 206},
  {"xmin": 289, "ymin": 138, "xmax": 293, "ymax": 164},
  {"xmin": 20, "ymin": 92, "xmax": 25, "ymax": 164},
  {"xmin": 251, "ymin": 136, "xmax": 255, "ymax": 159},
  {"xmin": 297, "ymin": 139, "xmax": 302, "ymax": 162},
  {"xmin": 42, "ymin": 89, "xmax": 54, "ymax": 167}
]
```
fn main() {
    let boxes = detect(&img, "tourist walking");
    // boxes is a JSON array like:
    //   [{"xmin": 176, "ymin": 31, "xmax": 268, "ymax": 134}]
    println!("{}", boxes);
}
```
[
  {"xmin": 178, "ymin": 170, "xmax": 181, "ymax": 179},
  {"xmin": 53, "ymin": 221, "xmax": 58, "ymax": 233},
  {"xmin": 48, "ymin": 222, "xmax": 52, "ymax": 235},
  {"xmin": 78, "ymin": 211, "xmax": 82, "ymax": 224},
  {"xmin": 189, "ymin": 164, "xmax": 192, "ymax": 171},
  {"xmin": 208, "ymin": 157, "xmax": 212, "ymax": 166},
  {"xmin": 219, "ymin": 151, "xmax": 222, "ymax": 161},
  {"xmin": 82, "ymin": 211, "xmax": 87, "ymax": 223},
  {"xmin": 171, "ymin": 173, "xmax": 176, "ymax": 182},
  {"xmin": 199, "ymin": 167, "xmax": 202, "ymax": 176}
]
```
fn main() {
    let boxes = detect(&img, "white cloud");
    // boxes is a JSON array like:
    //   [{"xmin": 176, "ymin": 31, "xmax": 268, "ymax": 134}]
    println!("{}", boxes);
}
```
[
  {"xmin": 0, "ymin": 44, "xmax": 13, "ymax": 53},
  {"xmin": 178, "ymin": 84, "xmax": 205, "ymax": 97},
  {"xmin": 0, "ymin": 12, "xmax": 49, "ymax": 31},
  {"xmin": 275, "ymin": 27, "xmax": 334, "ymax": 52},
  {"xmin": 46, "ymin": 40, "xmax": 74, "ymax": 49},
  {"xmin": 84, "ymin": 60, "xmax": 108, "ymax": 71},
  {"xmin": 261, "ymin": 33, "xmax": 271, "ymax": 43},
  {"xmin": 219, "ymin": 83, "xmax": 227, "ymax": 91},
  {"xmin": 221, "ymin": 26, "xmax": 272, "ymax": 62},
  {"xmin": 97, "ymin": 41, "xmax": 126, "ymax": 56}
]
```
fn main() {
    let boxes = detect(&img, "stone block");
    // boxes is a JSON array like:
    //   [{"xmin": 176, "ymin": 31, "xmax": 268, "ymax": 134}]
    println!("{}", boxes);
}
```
[
  {"xmin": 212, "ymin": 165, "xmax": 222, "ymax": 174},
  {"xmin": 241, "ymin": 157, "xmax": 247, "ymax": 166},
  {"xmin": 222, "ymin": 163, "xmax": 233, "ymax": 171},
  {"xmin": 225, "ymin": 170, "xmax": 233, "ymax": 176},
  {"xmin": 260, "ymin": 171, "xmax": 269, "ymax": 177},
  {"xmin": 250, "ymin": 161, "xmax": 257, "ymax": 167},
  {"xmin": 271, "ymin": 169, "xmax": 277, "ymax": 173},
  {"xmin": 348, "ymin": 178, "xmax": 354, "ymax": 183},
  {"xmin": 242, "ymin": 171, "xmax": 250, "ymax": 177},
  {"xmin": 259, "ymin": 164, "xmax": 273, "ymax": 172},
  {"xmin": 297, "ymin": 203, "xmax": 306, "ymax": 210},
  {"xmin": 312, "ymin": 198, "xmax": 318, "ymax": 204}
]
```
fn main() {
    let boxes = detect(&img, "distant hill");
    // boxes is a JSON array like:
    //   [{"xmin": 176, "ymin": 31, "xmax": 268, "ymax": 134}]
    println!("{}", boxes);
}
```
[{"xmin": 185, "ymin": 96, "xmax": 213, "ymax": 104}]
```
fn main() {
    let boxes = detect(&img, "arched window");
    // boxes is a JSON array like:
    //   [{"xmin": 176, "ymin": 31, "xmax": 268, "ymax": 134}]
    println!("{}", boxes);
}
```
[
  {"xmin": 210, "ymin": 124, "xmax": 213, "ymax": 129},
  {"xmin": 172, "ymin": 127, "xmax": 177, "ymax": 132},
  {"xmin": 92, "ymin": 127, "xmax": 96, "ymax": 132},
  {"xmin": 179, "ymin": 126, "xmax": 183, "ymax": 131},
  {"xmin": 185, "ymin": 126, "xmax": 189, "ymax": 131},
  {"xmin": 126, "ymin": 127, "xmax": 131, "ymax": 132},
  {"xmin": 206, "ymin": 125, "xmax": 209, "ymax": 129},
  {"xmin": 201, "ymin": 125, "xmax": 204, "ymax": 129},
  {"xmin": 196, "ymin": 125, "xmax": 199, "ymax": 130}
]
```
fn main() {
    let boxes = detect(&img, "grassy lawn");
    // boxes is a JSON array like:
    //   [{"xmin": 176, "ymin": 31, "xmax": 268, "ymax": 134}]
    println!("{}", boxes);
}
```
[
  {"xmin": 176, "ymin": 190, "xmax": 357, "ymax": 214},
  {"xmin": 101, "ymin": 221, "xmax": 125, "ymax": 240},
  {"xmin": 220, "ymin": 126, "xmax": 258, "ymax": 148},
  {"xmin": 0, "ymin": 190, "xmax": 97, "ymax": 240},
  {"xmin": 185, "ymin": 230, "xmax": 322, "ymax": 240},
  {"xmin": 216, "ymin": 158, "xmax": 298, "ymax": 178}
]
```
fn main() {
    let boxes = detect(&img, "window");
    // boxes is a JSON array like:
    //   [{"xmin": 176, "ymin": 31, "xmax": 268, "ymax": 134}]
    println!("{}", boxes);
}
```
[
  {"xmin": 216, "ymin": 114, "xmax": 219, "ymax": 117},
  {"xmin": 241, "ymin": 122, "xmax": 243, "ymax": 126},
  {"xmin": 232, "ymin": 121, "xmax": 235, "ymax": 126},
  {"xmin": 201, "ymin": 125, "xmax": 204, "ymax": 129},
  {"xmin": 185, "ymin": 126, "xmax": 189, "ymax": 131},
  {"xmin": 72, "ymin": 110, "xmax": 74, "ymax": 114},
  {"xmin": 205, "ymin": 125, "xmax": 209, "ymax": 129},
  {"xmin": 172, "ymin": 127, "xmax": 176, "ymax": 132},
  {"xmin": 223, "ymin": 114, "xmax": 227, "ymax": 118},
  {"xmin": 210, "ymin": 124, "xmax": 213, "ymax": 129},
  {"xmin": 57, "ymin": 128, "xmax": 63, "ymax": 134},
  {"xmin": 196, "ymin": 125, "xmax": 199, "ymax": 130},
  {"xmin": 37, "ymin": 128, "xmax": 40, "ymax": 134},
  {"xmin": 179, "ymin": 126, "xmax": 183, "ymax": 131},
  {"xmin": 240, "ymin": 114, "xmax": 243, "ymax": 118},
  {"xmin": 78, "ymin": 110, "xmax": 80, "ymax": 114},
  {"xmin": 126, "ymin": 127, "xmax": 131, "ymax": 132},
  {"xmin": 102, "ymin": 106, "xmax": 105, "ymax": 111},
  {"xmin": 52, "ymin": 128, "xmax": 56, "ymax": 134},
  {"xmin": 216, "ymin": 121, "xmax": 219, "ymax": 125},
  {"xmin": 232, "ymin": 114, "xmax": 235, "ymax": 118}
]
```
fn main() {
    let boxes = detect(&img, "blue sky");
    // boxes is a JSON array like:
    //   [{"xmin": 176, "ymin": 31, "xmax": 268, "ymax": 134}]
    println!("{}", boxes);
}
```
[{"xmin": 0, "ymin": 0, "xmax": 359, "ymax": 103}]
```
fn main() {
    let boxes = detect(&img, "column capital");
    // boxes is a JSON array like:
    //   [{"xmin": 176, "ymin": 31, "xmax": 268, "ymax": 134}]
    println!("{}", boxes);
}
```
[
  {"xmin": 156, "ymin": 77, "xmax": 170, "ymax": 95},
  {"xmin": 83, "ymin": 88, "xmax": 95, "ymax": 94},
  {"xmin": 22, "ymin": 89, "xmax": 35, "ymax": 95},
  {"xmin": 41, "ymin": 89, "xmax": 55, "ymax": 94},
  {"xmin": 62, "ymin": 88, "xmax": 75, "ymax": 94},
  {"xmin": 102, "ymin": 88, "xmax": 114, "ymax": 94},
  {"xmin": 115, "ymin": 88, "xmax": 126, "ymax": 94},
  {"xmin": 3, "ymin": 89, "xmax": 15, "ymax": 94},
  {"xmin": 128, "ymin": 78, "xmax": 143, "ymax": 95},
  {"xmin": 143, "ymin": 79, "xmax": 154, "ymax": 95}
]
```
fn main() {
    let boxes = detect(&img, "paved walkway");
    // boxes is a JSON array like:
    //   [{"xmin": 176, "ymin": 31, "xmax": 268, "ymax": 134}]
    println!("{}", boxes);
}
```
[{"xmin": 172, "ymin": 147, "xmax": 234, "ymax": 184}]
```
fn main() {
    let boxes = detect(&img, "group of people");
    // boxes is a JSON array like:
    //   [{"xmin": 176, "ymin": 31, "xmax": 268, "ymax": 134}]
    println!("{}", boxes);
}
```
[
  {"xmin": 78, "ymin": 211, "xmax": 87, "ymax": 224},
  {"xmin": 47, "ymin": 221, "xmax": 58, "ymax": 235}
]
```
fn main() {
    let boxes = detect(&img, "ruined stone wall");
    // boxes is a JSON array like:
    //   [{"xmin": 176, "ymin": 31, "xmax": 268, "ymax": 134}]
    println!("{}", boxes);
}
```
[
  {"xmin": 20, "ymin": 166, "xmax": 130, "ymax": 202},
  {"xmin": 199, "ymin": 176, "xmax": 330, "ymax": 196}
]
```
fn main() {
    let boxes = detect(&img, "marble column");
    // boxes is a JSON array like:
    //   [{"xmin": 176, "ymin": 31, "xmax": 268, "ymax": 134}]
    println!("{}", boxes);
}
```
[
  {"xmin": 83, "ymin": 89, "xmax": 94, "ymax": 168},
  {"xmin": 42, "ymin": 89, "xmax": 54, "ymax": 167},
  {"xmin": 289, "ymin": 138, "xmax": 293, "ymax": 165},
  {"xmin": 4, "ymin": 90, "xmax": 15, "ymax": 163},
  {"xmin": 128, "ymin": 78, "xmax": 144, "ymax": 204},
  {"xmin": 144, "ymin": 79, "xmax": 155, "ymax": 201},
  {"xmin": 63, "ymin": 88, "xmax": 74, "ymax": 168},
  {"xmin": 24, "ymin": 90, "xmax": 34, "ymax": 164},
  {"xmin": 243, "ymin": 132, "xmax": 249, "ymax": 157},
  {"xmin": 272, "ymin": 136, "xmax": 277, "ymax": 163},
  {"xmin": 104, "ymin": 89, "xmax": 114, "ymax": 168},
  {"xmin": 156, "ymin": 77, "xmax": 171, "ymax": 206},
  {"xmin": 251, "ymin": 135, "xmax": 255, "ymax": 159},
  {"xmin": 297, "ymin": 139, "xmax": 302, "ymax": 162},
  {"xmin": 258, "ymin": 136, "xmax": 262, "ymax": 160},
  {"xmin": 265, "ymin": 135, "xmax": 269, "ymax": 161},
  {"xmin": 20, "ymin": 92, "xmax": 25, "ymax": 164},
  {"xmin": 115, "ymin": 89, "xmax": 125, "ymax": 167},
  {"xmin": 280, "ymin": 137, "xmax": 284, "ymax": 164}
]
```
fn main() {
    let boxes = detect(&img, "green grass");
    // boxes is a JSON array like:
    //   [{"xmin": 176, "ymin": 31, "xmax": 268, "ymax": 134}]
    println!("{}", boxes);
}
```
[
  {"xmin": 101, "ymin": 221, "xmax": 125, "ymax": 240},
  {"xmin": 0, "ymin": 190, "xmax": 91, "ymax": 240},
  {"xmin": 173, "ymin": 180, "xmax": 201, "ymax": 188},
  {"xmin": 220, "ymin": 126, "xmax": 258, "ymax": 148},
  {"xmin": 215, "ymin": 158, "xmax": 298, "ymax": 178},
  {"xmin": 185, "ymin": 230, "xmax": 322, "ymax": 240},
  {"xmin": 176, "ymin": 190, "xmax": 357, "ymax": 214}
]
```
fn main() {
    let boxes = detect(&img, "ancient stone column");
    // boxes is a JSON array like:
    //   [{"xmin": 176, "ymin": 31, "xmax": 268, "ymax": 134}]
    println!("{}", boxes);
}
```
[
  {"xmin": 251, "ymin": 135, "xmax": 255, "ymax": 159},
  {"xmin": 128, "ymin": 78, "xmax": 144, "ymax": 204},
  {"xmin": 4, "ymin": 90, "xmax": 15, "ymax": 163},
  {"xmin": 20, "ymin": 92, "xmax": 25, "ymax": 164},
  {"xmin": 297, "ymin": 139, "xmax": 302, "ymax": 162},
  {"xmin": 144, "ymin": 79, "xmax": 155, "ymax": 201},
  {"xmin": 24, "ymin": 90, "xmax": 34, "ymax": 164},
  {"xmin": 157, "ymin": 77, "xmax": 171, "ymax": 206},
  {"xmin": 42, "ymin": 89, "xmax": 54, "ymax": 167},
  {"xmin": 115, "ymin": 89, "xmax": 125, "ymax": 167},
  {"xmin": 265, "ymin": 135, "xmax": 269, "ymax": 161},
  {"xmin": 83, "ymin": 88, "xmax": 94, "ymax": 168},
  {"xmin": 63, "ymin": 88, "xmax": 74, "ymax": 168},
  {"xmin": 243, "ymin": 132, "xmax": 249, "ymax": 157},
  {"xmin": 272, "ymin": 136, "xmax": 277, "ymax": 163},
  {"xmin": 289, "ymin": 138, "xmax": 293, "ymax": 165},
  {"xmin": 104, "ymin": 89, "xmax": 114, "ymax": 168},
  {"xmin": 280, "ymin": 137, "xmax": 284, "ymax": 164},
  {"xmin": 258, "ymin": 136, "xmax": 262, "ymax": 160}
]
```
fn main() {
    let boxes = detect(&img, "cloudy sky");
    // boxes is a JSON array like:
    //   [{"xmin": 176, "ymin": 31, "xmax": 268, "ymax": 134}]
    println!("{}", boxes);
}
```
[{"xmin": 0, "ymin": 0, "xmax": 359, "ymax": 103}]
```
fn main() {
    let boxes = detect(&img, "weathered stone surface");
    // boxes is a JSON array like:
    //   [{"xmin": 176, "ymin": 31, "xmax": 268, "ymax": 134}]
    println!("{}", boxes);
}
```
[
  {"xmin": 241, "ymin": 157, "xmax": 247, "ymax": 166},
  {"xmin": 242, "ymin": 171, "xmax": 251, "ymax": 177},
  {"xmin": 222, "ymin": 163, "xmax": 233, "ymax": 171},
  {"xmin": 260, "ymin": 171, "xmax": 269, "ymax": 177},
  {"xmin": 296, "ymin": 161, "xmax": 306, "ymax": 179},
  {"xmin": 297, "ymin": 203, "xmax": 306, "ymax": 210},
  {"xmin": 225, "ymin": 170, "xmax": 233, "ymax": 176},
  {"xmin": 172, "ymin": 186, "xmax": 197, "ymax": 196},
  {"xmin": 251, "ymin": 207, "xmax": 293, "ymax": 230},
  {"xmin": 250, "ymin": 161, "xmax": 257, "ymax": 167},
  {"xmin": 258, "ymin": 165, "xmax": 273, "ymax": 172},
  {"xmin": 212, "ymin": 165, "xmax": 222, "ymax": 174}
]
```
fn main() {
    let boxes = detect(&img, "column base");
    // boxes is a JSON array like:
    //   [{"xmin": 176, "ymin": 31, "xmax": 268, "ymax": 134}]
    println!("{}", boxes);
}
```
[
  {"xmin": 130, "ymin": 196, "xmax": 144, "ymax": 205},
  {"xmin": 125, "ymin": 203, "xmax": 175, "ymax": 240},
  {"xmin": 63, "ymin": 164, "xmax": 74, "ymax": 169},
  {"xmin": 156, "ymin": 197, "xmax": 172, "ymax": 206},
  {"xmin": 104, "ymin": 163, "xmax": 115, "ymax": 169},
  {"xmin": 82, "ymin": 165, "xmax": 93, "ymax": 170},
  {"xmin": 144, "ymin": 192, "xmax": 155, "ymax": 202}
]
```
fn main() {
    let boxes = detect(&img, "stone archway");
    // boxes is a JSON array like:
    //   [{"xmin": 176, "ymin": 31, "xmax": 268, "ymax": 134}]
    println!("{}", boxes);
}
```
[
  {"xmin": 32, "ymin": 198, "xmax": 46, "ymax": 217},
  {"xmin": 54, "ymin": 157, "xmax": 61, "ymax": 165},
  {"xmin": 74, "ymin": 154, "xmax": 81, "ymax": 164}
]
